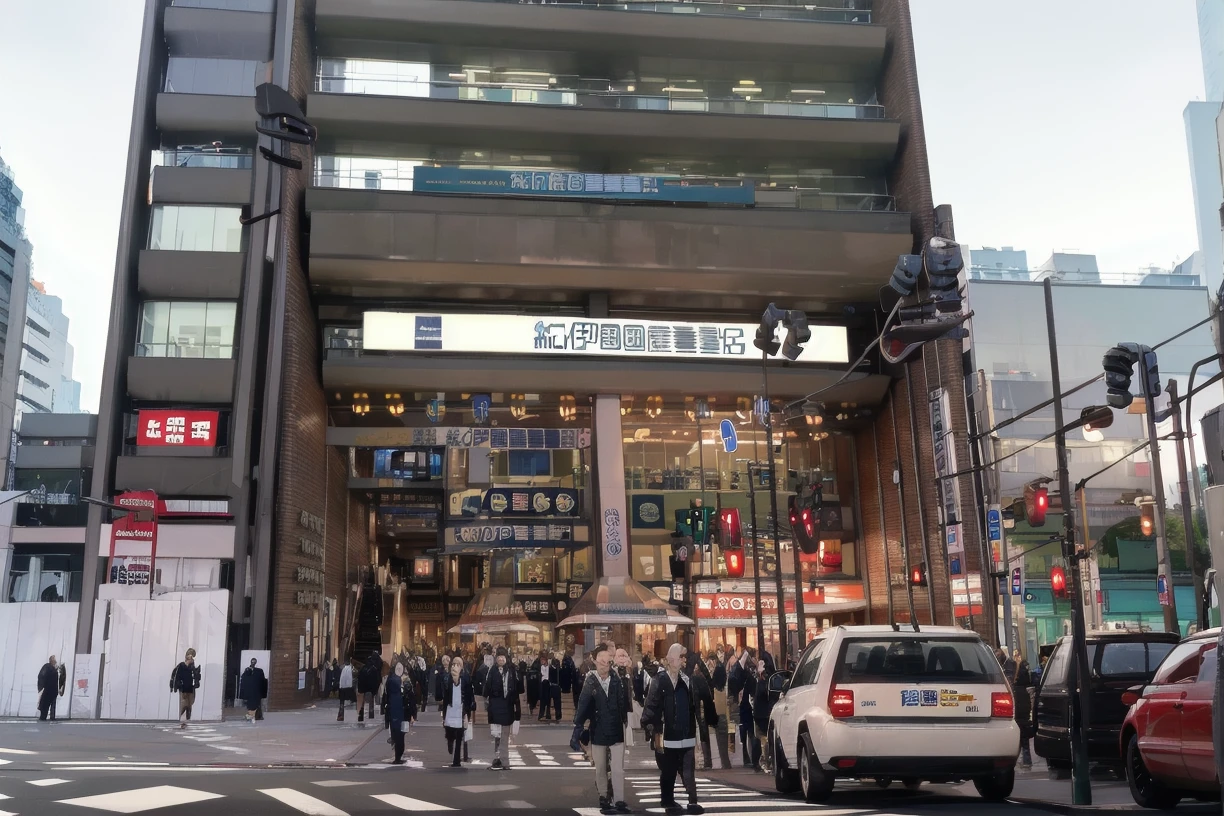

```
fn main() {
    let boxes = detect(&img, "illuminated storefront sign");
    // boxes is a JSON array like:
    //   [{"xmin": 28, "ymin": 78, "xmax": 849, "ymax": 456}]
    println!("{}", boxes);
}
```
[
  {"xmin": 350, "ymin": 426, "xmax": 592, "ymax": 450},
  {"xmin": 444, "ymin": 522, "xmax": 587, "ymax": 551},
  {"xmin": 414, "ymin": 166, "xmax": 755, "ymax": 205},
  {"xmin": 363, "ymin": 312, "xmax": 849, "ymax": 364},
  {"xmin": 137, "ymin": 410, "xmax": 219, "ymax": 447}
]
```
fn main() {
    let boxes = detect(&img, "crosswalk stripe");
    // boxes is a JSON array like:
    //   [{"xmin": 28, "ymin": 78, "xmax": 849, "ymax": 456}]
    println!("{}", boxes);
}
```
[
  {"xmin": 643, "ymin": 807, "xmax": 859, "ymax": 814},
  {"xmin": 260, "ymin": 788, "xmax": 348, "ymax": 816},
  {"xmin": 28, "ymin": 778, "xmax": 71, "ymax": 786},
  {"xmin": 371, "ymin": 794, "xmax": 456, "ymax": 811},
  {"xmin": 0, "ymin": 749, "xmax": 36, "ymax": 755}
]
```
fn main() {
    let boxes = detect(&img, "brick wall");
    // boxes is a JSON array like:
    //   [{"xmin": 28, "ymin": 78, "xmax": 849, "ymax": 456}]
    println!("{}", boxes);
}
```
[
  {"xmin": 852, "ymin": 1, "xmax": 991, "ymax": 639},
  {"xmin": 267, "ymin": 0, "xmax": 375, "ymax": 708}
]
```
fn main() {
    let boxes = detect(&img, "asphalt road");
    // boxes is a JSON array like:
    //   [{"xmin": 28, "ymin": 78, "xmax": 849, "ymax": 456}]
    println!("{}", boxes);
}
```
[{"xmin": 0, "ymin": 718, "xmax": 1219, "ymax": 815}]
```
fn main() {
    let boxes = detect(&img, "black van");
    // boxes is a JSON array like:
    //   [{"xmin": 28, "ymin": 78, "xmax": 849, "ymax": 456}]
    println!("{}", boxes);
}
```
[{"xmin": 1033, "ymin": 630, "xmax": 1180, "ymax": 769}]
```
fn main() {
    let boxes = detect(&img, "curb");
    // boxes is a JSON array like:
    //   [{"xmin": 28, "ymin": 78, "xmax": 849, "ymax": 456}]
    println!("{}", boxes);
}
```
[{"xmin": 1009, "ymin": 798, "xmax": 1143, "ymax": 814}]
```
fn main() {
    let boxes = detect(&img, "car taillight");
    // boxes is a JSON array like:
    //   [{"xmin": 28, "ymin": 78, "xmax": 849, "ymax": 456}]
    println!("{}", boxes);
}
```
[
  {"xmin": 829, "ymin": 687, "xmax": 855, "ymax": 718},
  {"xmin": 991, "ymin": 692, "xmax": 1014, "ymax": 719}
]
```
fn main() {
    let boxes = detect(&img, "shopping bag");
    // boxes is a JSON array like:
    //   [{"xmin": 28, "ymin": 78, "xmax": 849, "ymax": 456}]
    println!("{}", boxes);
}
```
[
  {"xmin": 511, "ymin": 720, "xmax": 520, "ymax": 737},
  {"xmin": 464, "ymin": 722, "xmax": 474, "ymax": 742},
  {"xmin": 400, "ymin": 720, "xmax": 410, "ymax": 734},
  {"xmin": 624, "ymin": 723, "xmax": 635, "ymax": 747}
]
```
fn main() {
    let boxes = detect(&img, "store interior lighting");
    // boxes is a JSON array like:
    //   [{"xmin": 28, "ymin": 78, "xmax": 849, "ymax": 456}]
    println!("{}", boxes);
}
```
[
  {"xmin": 385, "ymin": 392, "xmax": 404, "ymax": 416},
  {"xmin": 621, "ymin": 395, "xmax": 634, "ymax": 416},
  {"xmin": 351, "ymin": 392, "xmax": 370, "ymax": 414}
]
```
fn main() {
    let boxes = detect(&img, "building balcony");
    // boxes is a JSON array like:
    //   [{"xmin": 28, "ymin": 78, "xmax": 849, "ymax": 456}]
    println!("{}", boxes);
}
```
[
  {"xmin": 137, "ymin": 249, "xmax": 245, "ymax": 299},
  {"xmin": 164, "ymin": 1, "xmax": 275, "ymax": 61},
  {"xmin": 150, "ymin": 165, "xmax": 252, "ymax": 206},
  {"xmin": 114, "ymin": 454, "xmax": 235, "ymax": 497},
  {"xmin": 315, "ymin": 0, "xmax": 880, "ymax": 67},
  {"xmin": 126, "ymin": 356, "xmax": 236, "ymax": 404},
  {"xmin": 305, "ymin": 186, "xmax": 913, "ymax": 309},
  {"xmin": 156, "ymin": 92, "xmax": 256, "ymax": 138},
  {"xmin": 307, "ymin": 92, "xmax": 899, "ymax": 162},
  {"xmin": 14, "ymin": 444, "xmax": 94, "ymax": 470}
]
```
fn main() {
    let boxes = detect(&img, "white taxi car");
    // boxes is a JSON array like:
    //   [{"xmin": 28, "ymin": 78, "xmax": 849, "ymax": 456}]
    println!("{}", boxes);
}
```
[{"xmin": 767, "ymin": 625, "xmax": 1020, "ymax": 802}]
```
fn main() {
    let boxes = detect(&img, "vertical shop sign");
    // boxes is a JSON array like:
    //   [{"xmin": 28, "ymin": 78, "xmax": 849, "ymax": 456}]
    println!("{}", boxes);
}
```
[
  {"xmin": 109, "ymin": 491, "xmax": 159, "ymax": 599},
  {"xmin": 594, "ymin": 396, "xmax": 629, "ymax": 577}
]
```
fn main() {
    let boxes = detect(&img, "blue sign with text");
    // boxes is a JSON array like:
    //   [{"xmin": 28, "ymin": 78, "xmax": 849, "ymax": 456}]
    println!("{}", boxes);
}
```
[
  {"xmin": 720, "ymin": 419, "xmax": 738, "ymax": 453},
  {"xmin": 414, "ymin": 166, "xmax": 755, "ymax": 205}
]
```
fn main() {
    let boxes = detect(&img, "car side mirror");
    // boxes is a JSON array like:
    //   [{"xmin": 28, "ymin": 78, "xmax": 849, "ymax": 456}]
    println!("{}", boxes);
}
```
[
  {"xmin": 768, "ymin": 671, "xmax": 791, "ymax": 695},
  {"xmin": 1120, "ymin": 685, "xmax": 1143, "ymax": 707}
]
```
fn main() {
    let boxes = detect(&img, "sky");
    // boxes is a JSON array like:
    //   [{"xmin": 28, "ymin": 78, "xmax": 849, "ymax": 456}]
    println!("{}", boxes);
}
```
[{"xmin": 0, "ymin": 0, "xmax": 1211, "ymax": 413}]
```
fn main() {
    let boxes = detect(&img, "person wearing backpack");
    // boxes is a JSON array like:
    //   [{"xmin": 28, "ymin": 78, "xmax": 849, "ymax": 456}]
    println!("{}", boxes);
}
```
[{"xmin": 169, "ymin": 648, "xmax": 201, "ymax": 729}]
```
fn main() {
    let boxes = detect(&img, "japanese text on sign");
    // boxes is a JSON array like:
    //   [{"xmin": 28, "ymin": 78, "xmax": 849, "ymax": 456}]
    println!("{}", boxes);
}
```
[{"xmin": 137, "ymin": 410, "xmax": 219, "ymax": 448}]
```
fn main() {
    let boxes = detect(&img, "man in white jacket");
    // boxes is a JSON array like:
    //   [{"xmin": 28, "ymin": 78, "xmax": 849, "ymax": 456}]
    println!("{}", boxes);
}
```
[{"xmin": 337, "ymin": 660, "xmax": 355, "ymax": 722}]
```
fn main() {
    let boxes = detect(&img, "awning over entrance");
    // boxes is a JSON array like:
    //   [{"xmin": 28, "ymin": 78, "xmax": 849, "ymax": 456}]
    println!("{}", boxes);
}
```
[
  {"xmin": 558, "ymin": 576, "xmax": 694, "ymax": 627},
  {"xmin": 447, "ymin": 588, "xmax": 543, "ymax": 635}
]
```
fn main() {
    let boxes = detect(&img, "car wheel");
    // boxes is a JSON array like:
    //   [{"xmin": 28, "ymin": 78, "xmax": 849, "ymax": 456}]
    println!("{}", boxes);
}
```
[
  {"xmin": 773, "ymin": 737, "xmax": 800, "ymax": 794},
  {"xmin": 973, "ymin": 768, "xmax": 1015, "ymax": 802},
  {"xmin": 902, "ymin": 779, "xmax": 921, "ymax": 791},
  {"xmin": 798, "ymin": 740, "xmax": 834, "ymax": 803},
  {"xmin": 875, "ymin": 779, "xmax": 892, "ymax": 789},
  {"xmin": 1125, "ymin": 734, "xmax": 1181, "ymax": 810}
]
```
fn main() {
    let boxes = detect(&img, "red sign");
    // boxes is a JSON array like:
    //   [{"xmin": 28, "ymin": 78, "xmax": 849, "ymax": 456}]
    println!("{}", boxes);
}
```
[
  {"xmin": 109, "ymin": 491, "xmax": 159, "ymax": 597},
  {"xmin": 695, "ymin": 589, "xmax": 827, "ymax": 619},
  {"xmin": 137, "ymin": 410, "xmax": 219, "ymax": 447}
]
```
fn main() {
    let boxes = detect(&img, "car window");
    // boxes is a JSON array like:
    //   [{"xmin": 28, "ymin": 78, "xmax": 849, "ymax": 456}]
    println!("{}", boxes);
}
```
[
  {"xmin": 1151, "ymin": 641, "xmax": 1205, "ymax": 685},
  {"xmin": 1146, "ymin": 641, "xmax": 1175, "ymax": 670},
  {"xmin": 1042, "ymin": 642, "xmax": 1071, "ymax": 691},
  {"xmin": 791, "ymin": 639, "xmax": 827, "ymax": 688},
  {"xmin": 1197, "ymin": 645, "xmax": 1217, "ymax": 689},
  {"xmin": 834, "ymin": 637, "xmax": 1004, "ymax": 684},
  {"xmin": 1099, "ymin": 642, "xmax": 1147, "ymax": 676}
]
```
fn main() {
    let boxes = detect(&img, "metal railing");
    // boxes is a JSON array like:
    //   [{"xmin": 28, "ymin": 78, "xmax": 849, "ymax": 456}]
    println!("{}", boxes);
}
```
[
  {"xmin": 314, "ymin": 74, "xmax": 884, "ymax": 120},
  {"xmin": 313, "ymin": 163, "xmax": 894, "ymax": 211},
  {"xmin": 154, "ymin": 148, "xmax": 254, "ymax": 170},
  {"xmin": 466, "ymin": 0, "xmax": 872, "ymax": 23},
  {"xmin": 134, "ymin": 343, "xmax": 235, "ymax": 359}
]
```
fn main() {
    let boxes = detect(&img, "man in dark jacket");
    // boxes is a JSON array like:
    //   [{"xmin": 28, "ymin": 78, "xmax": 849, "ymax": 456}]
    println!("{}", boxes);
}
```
[
  {"xmin": 560, "ymin": 650, "xmax": 576, "ymax": 697},
  {"xmin": 170, "ymin": 648, "xmax": 201, "ymax": 729},
  {"xmin": 526, "ymin": 654, "xmax": 542, "ymax": 716},
  {"xmin": 483, "ymin": 647, "xmax": 521, "ymax": 770},
  {"xmin": 688, "ymin": 655, "xmax": 717, "ymax": 770},
  {"xmin": 728, "ymin": 648, "xmax": 758, "ymax": 768},
  {"xmin": 36, "ymin": 656, "xmax": 59, "ymax": 722},
  {"xmin": 642, "ymin": 643, "xmax": 703, "ymax": 816},
  {"xmin": 574, "ymin": 645, "xmax": 629, "ymax": 814},
  {"xmin": 239, "ymin": 658, "xmax": 266, "ymax": 723},
  {"xmin": 537, "ymin": 650, "xmax": 561, "ymax": 721},
  {"xmin": 357, "ymin": 652, "xmax": 382, "ymax": 724},
  {"xmin": 386, "ymin": 662, "xmax": 417, "ymax": 764},
  {"xmin": 473, "ymin": 647, "xmax": 494, "ymax": 694}
]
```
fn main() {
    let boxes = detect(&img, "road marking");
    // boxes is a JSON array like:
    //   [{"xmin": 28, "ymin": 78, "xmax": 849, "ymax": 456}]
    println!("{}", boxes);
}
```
[
  {"xmin": 58, "ymin": 784, "xmax": 224, "ymax": 813},
  {"xmin": 0, "ymin": 760, "xmax": 10, "ymax": 766},
  {"xmin": 371, "ymin": 794, "xmax": 455, "ymax": 811},
  {"xmin": 259, "ymin": 788, "xmax": 348, "ymax": 816},
  {"xmin": 46, "ymin": 762, "xmax": 170, "ymax": 766},
  {"xmin": 42, "ymin": 767, "xmax": 241, "ymax": 773},
  {"xmin": 643, "ymin": 805, "xmax": 842, "ymax": 813},
  {"xmin": 0, "ymin": 794, "xmax": 9, "ymax": 800},
  {"xmin": 28, "ymin": 778, "xmax": 72, "ymax": 786},
  {"xmin": 312, "ymin": 781, "xmax": 369, "ymax": 788},
  {"xmin": 0, "ymin": 749, "xmax": 36, "ymax": 755},
  {"xmin": 454, "ymin": 785, "xmax": 517, "ymax": 793},
  {"xmin": 506, "ymin": 802, "xmax": 533, "ymax": 809}
]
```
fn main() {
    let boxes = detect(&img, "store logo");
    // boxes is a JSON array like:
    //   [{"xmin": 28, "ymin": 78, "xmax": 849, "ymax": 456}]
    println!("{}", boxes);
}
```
[{"xmin": 414, "ymin": 315, "xmax": 443, "ymax": 350}]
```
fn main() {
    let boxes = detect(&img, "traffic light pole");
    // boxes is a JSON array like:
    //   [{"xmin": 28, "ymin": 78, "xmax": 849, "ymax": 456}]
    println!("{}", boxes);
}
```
[
  {"xmin": 760, "ymin": 355, "xmax": 795, "ymax": 662},
  {"xmin": 1167, "ymin": 380, "xmax": 1200, "ymax": 629},
  {"xmin": 1138, "ymin": 354, "xmax": 1179, "ymax": 633},
  {"xmin": 1044, "ymin": 280, "xmax": 1093, "ymax": 805},
  {"xmin": 744, "ymin": 455, "xmax": 767, "ymax": 660}
]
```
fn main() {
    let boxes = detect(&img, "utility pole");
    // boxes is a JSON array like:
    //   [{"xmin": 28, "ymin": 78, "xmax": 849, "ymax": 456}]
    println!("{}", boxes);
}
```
[
  {"xmin": 760, "ymin": 382, "xmax": 790, "ymax": 663},
  {"xmin": 743, "ymin": 457, "xmax": 766, "ymax": 658},
  {"xmin": 1167, "ymin": 380, "xmax": 1201, "ymax": 629},
  {"xmin": 1139, "ymin": 354, "xmax": 1179, "ymax": 633},
  {"xmin": 1044, "ymin": 279, "xmax": 1093, "ymax": 805}
]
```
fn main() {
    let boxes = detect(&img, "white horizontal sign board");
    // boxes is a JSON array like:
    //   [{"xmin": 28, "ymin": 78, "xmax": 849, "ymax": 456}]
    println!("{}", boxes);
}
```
[{"xmin": 362, "ymin": 312, "xmax": 849, "ymax": 364}]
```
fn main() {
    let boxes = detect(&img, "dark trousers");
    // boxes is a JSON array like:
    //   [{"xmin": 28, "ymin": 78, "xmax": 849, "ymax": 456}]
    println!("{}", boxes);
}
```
[
  {"xmin": 739, "ymin": 722, "xmax": 759, "ymax": 768},
  {"xmin": 572, "ymin": 686, "xmax": 582, "ymax": 712},
  {"xmin": 538, "ymin": 681, "xmax": 552, "ymax": 718},
  {"xmin": 37, "ymin": 692, "xmax": 56, "ymax": 722},
  {"xmin": 551, "ymin": 686, "xmax": 563, "ymax": 720},
  {"xmin": 445, "ymin": 725, "xmax": 464, "ymax": 766},
  {"xmin": 659, "ymin": 746, "xmax": 698, "ymax": 806},
  {"xmin": 712, "ymin": 715, "xmax": 731, "ymax": 769},
  {"xmin": 359, "ymin": 692, "xmax": 375, "ymax": 721},
  {"xmin": 392, "ymin": 726, "xmax": 405, "ymax": 762},
  {"xmin": 697, "ymin": 717, "xmax": 713, "ymax": 769}
]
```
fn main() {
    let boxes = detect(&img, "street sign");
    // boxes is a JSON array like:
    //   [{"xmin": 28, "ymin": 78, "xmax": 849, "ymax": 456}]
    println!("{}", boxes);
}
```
[
  {"xmin": 1012, "ymin": 567, "xmax": 1022, "ymax": 596},
  {"xmin": 987, "ymin": 505, "xmax": 1003, "ymax": 567},
  {"xmin": 1157, "ymin": 574, "xmax": 1171, "ymax": 607},
  {"xmin": 719, "ymin": 418, "xmax": 738, "ymax": 453}
]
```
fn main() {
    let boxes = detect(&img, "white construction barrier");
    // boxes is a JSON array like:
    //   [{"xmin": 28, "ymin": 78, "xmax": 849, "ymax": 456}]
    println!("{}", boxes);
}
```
[
  {"xmin": 0, "ymin": 603, "xmax": 79, "ymax": 718},
  {"xmin": 94, "ymin": 590, "xmax": 229, "ymax": 721}
]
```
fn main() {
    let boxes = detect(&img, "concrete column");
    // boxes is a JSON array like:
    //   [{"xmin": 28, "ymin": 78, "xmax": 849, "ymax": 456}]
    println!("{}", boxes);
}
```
[{"xmin": 593, "ymin": 395, "xmax": 629, "ymax": 579}]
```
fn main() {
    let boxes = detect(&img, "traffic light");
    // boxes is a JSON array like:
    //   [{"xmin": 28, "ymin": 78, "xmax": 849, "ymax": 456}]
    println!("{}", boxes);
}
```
[
  {"xmin": 888, "ymin": 254, "xmax": 922, "ymax": 297},
  {"xmin": 780, "ymin": 310, "xmax": 811, "ymax": 361},
  {"xmin": 788, "ymin": 494, "xmax": 818, "ymax": 554},
  {"xmin": 1139, "ymin": 502, "xmax": 1155, "ymax": 537},
  {"xmin": 1024, "ymin": 484, "xmax": 1049, "ymax": 527},
  {"xmin": 1079, "ymin": 405, "xmax": 1114, "ymax": 432},
  {"xmin": 724, "ymin": 548, "xmax": 745, "ymax": 579},
  {"xmin": 718, "ymin": 508, "xmax": 742, "ymax": 550},
  {"xmin": 1050, "ymin": 566, "xmax": 1067, "ymax": 599},
  {"xmin": 910, "ymin": 563, "xmax": 928, "ymax": 587},
  {"xmin": 754, "ymin": 303, "xmax": 785, "ymax": 356},
  {"xmin": 923, "ymin": 236, "xmax": 964, "ymax": 312},
  {"xmin": 1103, "ymin": 343, "xmax": 1159, "ymax": 408}
]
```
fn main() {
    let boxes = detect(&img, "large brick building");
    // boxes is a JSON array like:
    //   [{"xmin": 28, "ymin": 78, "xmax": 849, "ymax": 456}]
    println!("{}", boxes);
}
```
[{"xmin": 86, "ymin": 0, "xmax": 986, "ymax": 709}]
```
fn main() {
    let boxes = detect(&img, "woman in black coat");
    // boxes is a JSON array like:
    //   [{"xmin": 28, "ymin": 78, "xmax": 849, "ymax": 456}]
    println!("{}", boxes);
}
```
[
  {"xmin": 239, "ymin": 658, "xmax": 266, "ymax": 723},
  {"xmin": 386, "ymin": 663, "xmax": 417, "ymax": 764},
  {"xmin": 439, "ymin": 657, "xmax": 476, "ymax": 768},
  {"xmin": 483, "ymin": 647, "xmax": 521, "ymax": 770}
]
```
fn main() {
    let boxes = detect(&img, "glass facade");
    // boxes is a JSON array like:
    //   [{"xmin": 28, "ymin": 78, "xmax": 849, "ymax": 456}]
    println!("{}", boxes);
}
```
[
  {"xmin": 149, "ymin": 205, "xmax": 243, "ymax": 252},
  {"xmin": 136, "ymin": 301, "xmax": 237, "ymax": 358},
  {"xmin": 165, "ymin": 58, "xmax": 269, "ymax": 96},
  {"xmin": 7, "ymin": 546, "xmax": 84, "ymax": 603}
]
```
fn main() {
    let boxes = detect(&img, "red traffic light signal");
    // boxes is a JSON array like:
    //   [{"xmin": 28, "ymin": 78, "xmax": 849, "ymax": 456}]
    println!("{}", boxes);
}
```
[
  {"xmin": 718, "ymin": 508, "xmax": 742, "ymax": 550},
  {"xmin": 1139, "ymin": 503, "xmax": 1154, "ymax": 537},
  {"xmin": 1050, "ymin": 566, "xmax": 1067, "ymax": 598},
  {"xmin": 910, "ymin": 563, "xmax": 928, "ymax": 587},
  {"xmin": 788, "ymin": 495, "xmax": 818, "ymax": 555},
  {"xmin": 724, "ymin": 548, "xmax": 745, "ymax": 578},
  {"xmin": 1025, "ymin": 486, "xmax": 1049, "ymax": 527}
]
